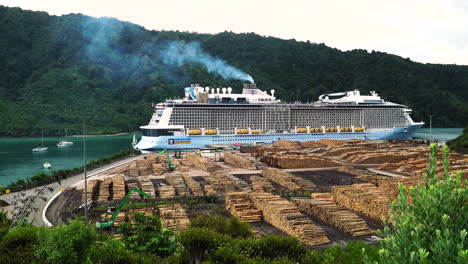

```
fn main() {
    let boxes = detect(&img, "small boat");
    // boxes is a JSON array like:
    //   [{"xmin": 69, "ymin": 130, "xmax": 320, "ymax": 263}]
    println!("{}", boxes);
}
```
[
  {"xmin": 57, "ymin": 128, "xmax": 73, "ymax": 147},
  {"xmin": 132, "ymin": 134, "xmax": 138, "ymax": 147},
  {"xmin": 32, "ymin": 129, "xmax": 48, "ymax": 152},
  {"xmin": 43, "ymin": 162, "xmax": 52, "ymax": 169}
]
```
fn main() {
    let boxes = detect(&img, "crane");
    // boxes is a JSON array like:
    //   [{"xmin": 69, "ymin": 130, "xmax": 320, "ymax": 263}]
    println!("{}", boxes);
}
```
[{"xmin": 156, "ymin": 149, "xmax": 177, "ymax": 170}]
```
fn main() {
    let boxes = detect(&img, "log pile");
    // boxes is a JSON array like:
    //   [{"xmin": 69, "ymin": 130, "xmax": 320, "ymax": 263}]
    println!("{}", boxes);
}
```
[
  {"xmin": 314, "ymin": 139, "xmax": 348, "ymax": 147},
  {"xmin": 182, "ymin": 175, "xmax": 204, "ymax": 196},
  {"xmin": 271, "ymin": 140, "xmax": 302, "ymax": 150},
  {"xmin": 323, "ymin": 147, "xmax": 370, "ymax": 157},
  {"xmin": 138, "ymin": 176, "xmax": 156, "ymax": 198},
  {"xmin": 136, "ymin": 159, "xmax": 151, "ymax": 176},
  {"xmin": 226, "ymin": 174, "xmax": 252, "ymax": 192},
  {"xmin": 129, "ymin": 163, "xmax": 139, "ymax": 177},
  {"xmin": 158, "ymin": 185, "xmax": 176, "ymax": 199},
  {"xmin": 98, "ymin": 177, "xmax": 112, "ymax": 201},
  {"xmin": 260, "ymin": 153, "xmax": 341, "ymax": 169},
  {"xmin": 158, "ymin": 204, "xmax": 190, "ymax": 231},
  {"xmin": 261, "ymin": 169, "xmax": 301, "ymax": 192},
  {"xmin": 186, "ymin": 152, "xmax": 221, "ymax": 172},
  {"xmin": 292, "ymin": 196, "xmax": 372, "ymax": 237},
  {"xmin": 152, "ymin": 163, "xmax": 166, "ymax": 175},
  {"xmin": 299, "ymin": 141, "xmax": 327, "ymax": 149},
  {"xmin": 225, "ymin": 192, "xmax": 262, "ymax": 222},
  {"xmin": 112, "ymin": 174, "xmax": 126, "ymax": 200},
  {"xmin": 82, "ymin": 179, "xmax": 100, "ymax": 202},
  {"xmin": 249, "ymin": 192, "xmax": 330, "ymax": 246},
  {"xmin": 165, "ymin": 175, "xmax": 190, "ymax": 197},
  {"xmin": 377, "ymin": 176, "xmax": 423, "ymax": 201},
  {"xmin": 126, "ymin": 180, "xmax": 142, "ymax": 199},
  {"xmin": 203, "ymin": 185, "xmax": 217, "ymax": 195},
  {"xmin": 100, "ymin": 212, "xmax": 126, "ymax": 224},
  {"xmin": 289, "ymin": 175, "xmax": 317, "ymax": 192},
  {"xmin": 204, "ymin": 172, "xmax": 237, "ymax": 193},
  {"xmin": 224, "ymin": 152, "xmax": 257, "ymax": 170},
  {"xmin": 249, "ymin": 176, "xmax": 275, "ymax": 193},
  {"xmin": 332, "ymin": 183, "xmax": 392, "ymax": 222}
]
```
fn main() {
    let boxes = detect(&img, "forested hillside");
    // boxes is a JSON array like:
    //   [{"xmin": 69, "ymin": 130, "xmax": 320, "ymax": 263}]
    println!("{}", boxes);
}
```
[{"xmin": 1, "ymin": 6, "xmax": 467, "ymax": 136}]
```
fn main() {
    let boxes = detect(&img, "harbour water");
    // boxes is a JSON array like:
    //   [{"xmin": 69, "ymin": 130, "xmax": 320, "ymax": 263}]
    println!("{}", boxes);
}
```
[
  {"xmin": 0, "ymin": 134, "xmax": 139, "ymax": 186},
  {"xmin": 413, "ymin": 128, "xmax": 463, "ymax": 142}
]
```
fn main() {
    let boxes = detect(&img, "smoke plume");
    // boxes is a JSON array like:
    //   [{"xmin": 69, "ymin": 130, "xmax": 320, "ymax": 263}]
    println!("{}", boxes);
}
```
[{"xmin": 160, "ymin": 40, "xmax": 254, "ymax": 83}]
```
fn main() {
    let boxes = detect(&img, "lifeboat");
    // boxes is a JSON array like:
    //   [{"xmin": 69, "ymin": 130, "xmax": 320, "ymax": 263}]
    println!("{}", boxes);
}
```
[
  {"xmin": 205, "ymin": 129, "xmax": 217, "ymax": 135},
  {"xmin": 340, "ymin": 127, "xmax": 351, "ymax": 132},
  {"xmin": 251, "ymin": 130, "xmax": 262, "ymax": 134},
  {"xmin": 325, "ymin": 127, "xmax": 337, "ymax": 132},
  {"xmin": 237, "ymin": 129, "xmax": 248, "ymax": 134},
  {"xmin": 188, "ymin": 129, "xmax": 202, "ymax": 135},
  {"xmin": 354, "ymin": 127, "xmax": 365, "ymax": 132},
  {"xmin": 310, "ymin": 128, "xmax": 321, "ymax": 133},
  {"xmin": 296, "ymin": 128, "xmax": 307, "ymax": 133}
]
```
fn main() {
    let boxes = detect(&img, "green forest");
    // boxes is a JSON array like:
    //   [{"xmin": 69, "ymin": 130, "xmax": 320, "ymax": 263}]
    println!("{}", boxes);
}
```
[{"xmin": 0, "ymin": 6, "xmax": 467, "ymax": 137}]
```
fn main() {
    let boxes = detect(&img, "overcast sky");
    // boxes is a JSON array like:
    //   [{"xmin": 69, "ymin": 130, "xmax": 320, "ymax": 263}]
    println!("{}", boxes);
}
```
[{"xmin": 2, "ymin": 0, "xmax": 468, "ymax": 65}]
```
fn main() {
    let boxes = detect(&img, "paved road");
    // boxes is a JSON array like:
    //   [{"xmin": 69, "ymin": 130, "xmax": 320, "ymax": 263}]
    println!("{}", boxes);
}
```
[{"xmin": 0, "ymin": 155, "xmax": 140, "ymax": 226}]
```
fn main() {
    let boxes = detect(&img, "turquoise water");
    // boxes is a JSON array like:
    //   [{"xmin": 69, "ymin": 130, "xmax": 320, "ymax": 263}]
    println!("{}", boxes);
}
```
[
  {"xmin": 413, "ymin": 128, "xmax": 463, "ymax": 142},
  {"xmin": 0, "ymin": 134, "xmax": 140, "ymax": 186}
]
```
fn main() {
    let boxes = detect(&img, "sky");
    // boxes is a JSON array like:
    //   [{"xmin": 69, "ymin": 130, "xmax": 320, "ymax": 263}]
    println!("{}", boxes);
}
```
[{"xmin": 1, "ymin": 0, "xmax": 468, "ymax": 65}]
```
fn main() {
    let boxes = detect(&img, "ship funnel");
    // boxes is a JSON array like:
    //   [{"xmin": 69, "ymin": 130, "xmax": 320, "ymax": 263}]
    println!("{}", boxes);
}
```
[
  {"xmin": 205, "ymin": 87, "xmax": 210, "ymax": 92},
  {"xmin": 271, "ymin": 89, "xmax": 275, "ymax": 97},
  {"xmin": 216, "ymin": 88, "xmax": 220, "ymax": 95},
  {"xmin": 222, "ymin": 87, "xmax": 226, "ymax": 94},
  {"xmin": 227, "ymin": 87, "xmax": 232, "ymax": 94}
]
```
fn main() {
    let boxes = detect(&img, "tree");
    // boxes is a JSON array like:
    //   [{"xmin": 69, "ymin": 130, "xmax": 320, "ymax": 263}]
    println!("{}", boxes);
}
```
[{"xmin": 368, "ymin": 144, "xmax": 468, "ymax": 263}]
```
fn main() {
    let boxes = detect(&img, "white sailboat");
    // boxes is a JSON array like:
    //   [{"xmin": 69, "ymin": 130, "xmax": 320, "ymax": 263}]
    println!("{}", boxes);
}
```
[
  {"xmin": 32, "ymin": 129, "xmax": 48, "ymax": 152},
  {"xmin": 43, "ymin": 162, "xmax": 52, "ymax": 169},
  {"xmin": 57, "ymin": 128, "xmax": 73, "ymax": 147},
  {"xmin": 132, "ymin": 133, "xmax": 138, "ymax": 147}
]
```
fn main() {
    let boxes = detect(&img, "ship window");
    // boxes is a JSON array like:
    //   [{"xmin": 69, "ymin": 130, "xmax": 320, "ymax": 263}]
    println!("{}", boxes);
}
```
[{"xmin": 142, "ymin": 129, "xmax": 180, "ymax": 137}]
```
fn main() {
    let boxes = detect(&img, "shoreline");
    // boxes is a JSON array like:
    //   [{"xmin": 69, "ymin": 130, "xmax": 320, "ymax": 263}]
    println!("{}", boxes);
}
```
[{"xmin": 0, "ymin": 132, "xmax": 138, "ymax": 139}]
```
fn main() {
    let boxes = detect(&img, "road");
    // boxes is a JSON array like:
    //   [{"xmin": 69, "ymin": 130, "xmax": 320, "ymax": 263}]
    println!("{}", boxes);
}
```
[{"xmin": 0, "ymin": 155, "xmax": 140, "ymax": 226}]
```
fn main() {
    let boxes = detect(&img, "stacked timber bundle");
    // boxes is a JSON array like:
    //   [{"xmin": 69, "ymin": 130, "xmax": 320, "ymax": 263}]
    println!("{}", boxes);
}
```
[
  {"xmin": 332, "ymin": 183, "xmax": 392, "ymax": 222},
  {"xmin": 158, "ymin": 185, "xmax": 176, "ymax": 199},
  {"xmin": 129, "ymin": 163, "xmax": 139, "ymax": 177},
  {"xmin": 261, "ymin": 153, "xmax": 341, "ymax": 169},
  {"xmin": 112, "ymin": 174, "xmax": 126, "ymax": 200},
  {"xmin": 138, "ymin": 177, "xmax": 156, "ymax": 198},
  {"xmin": 225, "ymin": 192, "xmax": 262, "ymax": 222},
  {"xmin": 289, "ymin": 175, "xmax": 317, "ymax": 192},
  {"xmin": 377, "ymin": 176, "xmax": 423, "ymax": 201},
  {"xmin": 224, "ymin": 152, "xmax": 257, "ymax": 170},
  {"xmin": 315, "ymin": 139, "xmax": 347, "ymax": 147},
  {"xmin": 186, "ymin": 152, "xmax": 221, "ymax": 172},
  {"xmin": 261, "ymin": 169, "xmax": 301, "ymax": 192},
  {"xmin": 249, "ymin": 176, "xmax": 275, "ymax": 193},
  {"xmin": 101, "ymin": 212, "xmax": 126, "ymax": 224},
  {"xmin": 182, "ymin": 175, "xmax": 204, "ymax": 196},
  {"xmin": 292, "ymin": 196, "xmax": 372, "ymax": 237},
  {"xmin": 158, "ymin": 204, "xmax": 190, "ymax": 231},
  {"xmin": 249, "ymin": 192, "xmax": 330, "ymax": 246},
  {"xmin": 347, "ymin": 151, "xmax": 421, "ymax": 164},
  {"xmin": 151, "ymin": 163, "xmax": 165, "ymax": 175},
  {"xmin": 299, "ymin": 141, "xmax": 327, "ymax": 149},
  {"xmin": 226, "ymin": 174, "xmax": 252, "ymax": 192},
  {"xmin": 271, "ymin": 140, "xmax": 302, "ymax": 150},
  {"xmin": 177, "ymin": 166, "xmax": 190, "ymax": 172},
  {"xmin": 82, "ymin": 179, "xmax": 100, "ymax": 202},
  {"xmin": 165, "ymin": 175, "xmax": 190, "ymax": 197},
  {"xmin": 98, "ymin": 177, "xmax": 112, "ymax": 201},
  {"xmin": 240, "ymin": 145, "xmax": 260, "ymax": 153},
  {"xmin": 204, "ymin": 172, "xmax": 237, "ymax": 193},
  {"xmin": 323, "ymin": 147, "xmax": 370, "ymax": 157},
  {"xmin": 126, "ymin": 180, "xmax": 142, "ymax": 199},
  {"xmin": 136, "ymin": 159, "xmax": 151, "ymax": 176},
  {"xmin": 203, "ymin": 185, "xmax": 217, "ymax": 195}
]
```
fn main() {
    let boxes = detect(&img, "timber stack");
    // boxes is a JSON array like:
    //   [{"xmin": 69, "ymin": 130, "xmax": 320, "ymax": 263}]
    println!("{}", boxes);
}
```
[
  {"xmin": 225, "ymin": 192, "xmax": 262, "ymax": 222},
  {"xmin": 249, "ymin": 176, "xmax": 275, "ymax": 193},
  {"xmin": 158, "ymin": 185, "xmax": 176, "ymax": 199},
  {"xmin": 332, "ymin": 183, "xmax": 392, "ymax": 222},
  {"xmin": 82, "ymin": 179, "xmax": 100, "ymax": 202},
  {"xmin": 138, "ymin": 176, "xmax": 156, "ymax": 198},
  {"xmin": 165, "ymin": 175, "xmax": 190, "ymax": 197},
  {"xmin": 182, "ymin": 174, "xmax": 204, "ymax": 196},
  {"xmin": 249, "ymin": 192, "xmax": 330, "ymax": 246},
  {"xmin": 98, "ymin": 177, "xmax": 112, "ymax": 201},
  {"xmin": 112, "ymin": 174, "xmax": 126, "ymax": 200},
  {"xmin": 261, "ymin": 169, "xmax": 301, "ymax": 192},
  {"xmin": 158, "ymin": 203, "xmax": 190, "ymax": 231},
  {"xmin": 224, "ymin": 152, "xmax": 257, "ymax": 170},
  {"xmin": 186, "ymin": 152, "xmax": 221, "ymax": 172}
]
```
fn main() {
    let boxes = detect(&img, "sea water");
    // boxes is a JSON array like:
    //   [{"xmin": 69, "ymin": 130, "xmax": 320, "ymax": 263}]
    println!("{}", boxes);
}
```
[{"xmin": 0, "ymin": 134, "xmax": 140, "ymax": 186}]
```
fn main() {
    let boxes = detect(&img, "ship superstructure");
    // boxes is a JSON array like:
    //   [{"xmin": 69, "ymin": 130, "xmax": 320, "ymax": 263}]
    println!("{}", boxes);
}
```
[{"xmin": 135, "ymin": 84, "xmax": 424, "ymax": 151}]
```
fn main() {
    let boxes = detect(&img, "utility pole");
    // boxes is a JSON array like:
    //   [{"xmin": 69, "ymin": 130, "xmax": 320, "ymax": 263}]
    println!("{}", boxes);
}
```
[
  {"xmin": 83, "ymin": 120, "xmax": 88, "ymax": 220},
  {"xmin": 428, "ymin": 115, "xmax": 434, "ymax": 142}
]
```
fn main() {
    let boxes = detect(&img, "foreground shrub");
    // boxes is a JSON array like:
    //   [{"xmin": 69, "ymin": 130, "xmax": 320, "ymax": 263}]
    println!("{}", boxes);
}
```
[
  {"xmin": 0, "ymin": 226, "xmax": 40, "ymax": 264},
  {"xmin": 189, "ymin": 215, "xmax": 253, "ymax": 238},
  {"xmin": 35, "ymin": 220, "xmax": 96, "ymax": 264},
  {"xmin": 87, "ymin": 238, "xmax": 160, "ymax": 264},
  {"xmin": 369, "ymin": 144, "xmax": 468, "ymax": 263},
  {"xmin": 177, "ymin": 227, "xmax": 231, "ymax": 264}
]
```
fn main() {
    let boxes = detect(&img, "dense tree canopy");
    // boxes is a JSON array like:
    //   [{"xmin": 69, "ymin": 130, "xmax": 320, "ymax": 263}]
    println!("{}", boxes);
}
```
[{"xmin": 0, "ymin": 6, "xmax": 467, "ymax": 136}]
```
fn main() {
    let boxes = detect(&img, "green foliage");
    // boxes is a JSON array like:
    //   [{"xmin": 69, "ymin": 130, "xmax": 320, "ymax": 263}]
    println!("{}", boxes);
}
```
[
  {"xmin": 35, "ymin": 220, "xmax": 96, "ymax": 264},
  {"xmin": 447, "ymin": 127, "xmax": 468, "ymax": 154},
  {"xmin": 0, "ymin": 6, "xmax": 467, "ymax": 137},
  {"xmin": 0, "ymin": 226, "xmax": 40, "ymax": 264},
  {"xmin": 87, "ymin": 238, "xmax": 160, "ymax": 264},
  {"xmin": 177, "ymin": 227, "xmax": 231, "ymax": 264},
  {"xmin": 370, "ymin": 144, "xmax": 468, "ymax": 263},
  {"xmin": 118, "ymin": 212, "xmax": 176, "ymax": 257},
  {"xmin": 189, "ymin": 215, "xmax": 253, "ymax": 238}
]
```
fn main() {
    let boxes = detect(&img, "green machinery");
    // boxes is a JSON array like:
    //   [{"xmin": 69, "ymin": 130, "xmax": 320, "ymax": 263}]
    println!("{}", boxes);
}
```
[
  {"xmin": 96, "ymin": 187, "xmax": 152, "ymax": 228},
  {"xmin": 156, "ymin": 149, "xmax": 177, "ymax": 170}
]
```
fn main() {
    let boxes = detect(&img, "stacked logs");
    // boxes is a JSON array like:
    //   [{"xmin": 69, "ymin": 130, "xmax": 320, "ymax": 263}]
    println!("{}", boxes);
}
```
[
  {"xmin": 138, "ymin": 176, "xmax": 156, "ymax": 198},
  {"xmin": 249, "ymin": 176, "xmax": 275, "ymax": 193},
  {"xmin": 261, "ymin": 153, "xmax": 341, "ymax": 169},
  {"xmin": 158, "ymin": 204, "xmax": 190, "ymax": 231},
  {"xmin": 112, "ymin": 174, "xmax": 126, "ymax": 200},
  {"xmin": 204, "ymin": 172, "xmax": 237, "ymax": 193},
  {"xmin": 377, "ymin": 176, "xmax": 424, "ymax": 201},
  {"xmin": 136, "ymin": 159, "xmax": 151, "ymax": 176},
  {"xmin": 129, "ymin": 163, "xmax": 139, "ymax": 177},
  {"xmin": 82, "ymin": 179, "xmax": 100, "ymax": 202},
  {"xmin": 98, "ymin": 177, "xmax": 112, "ymax": 201},
  {"xmin": 182, "ymin": 175, "xmax": 204, "ymax": 196},
  {"xmin": 261, "ymin": 169, "xmax": 301, "ymax": 192},
  {"xmin": 165, "ymin": 175, "xmax": 190, "ymax": 197},
  {"xmin": 292, "ymin": 195, "xmax": 372, "ymax": 237},
  {"xmin": 249, "ymin": 192, "xmax": 330, "ymax": 246},
  {"xmin": 203, "ymin": 185, "xmax": 217, "ymax": 195},
  {"xmin": 186, "ymin": 152, "xmax": 221, "ymax": 172},
  {"xmin": 224, "ymin": 152, "xmax": 257, "ymax": 170},
  {"xmin": 126, "ymin": 180, "xmax": 142, "ymax": 199},
  {"xmin": 332, "ymin": 183, "xmax": 392, "ymax": 222},
  {"xmin": 225, "ymin": 192, "xmax": 262, "ymax": 222},
  {"xmin": 158, "ymin": 185, "xmax": 176, "ymax": 199},
  {"xmin": 226, "ymin": 174, "xmax": 252, "ymax": 192},
  {"xmin": 289, "ymin": 175, "xmax": 317, "ymax": 192}
]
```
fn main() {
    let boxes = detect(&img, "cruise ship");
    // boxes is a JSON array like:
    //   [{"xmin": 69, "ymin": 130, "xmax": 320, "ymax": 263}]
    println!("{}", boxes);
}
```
[{"xmin": 135, "ymin": 83, "xmax": 424, "ymax": 151}]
